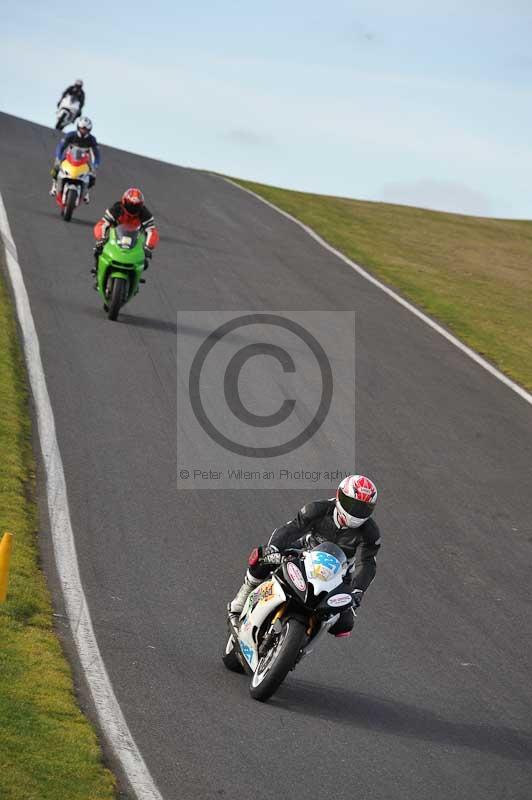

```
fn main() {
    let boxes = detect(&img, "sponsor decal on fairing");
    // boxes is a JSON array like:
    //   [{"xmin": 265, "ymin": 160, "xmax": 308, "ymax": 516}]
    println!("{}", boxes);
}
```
[
  {"xmin": 327, "ymin": 593, "xmax": 352, "ymax": 607},
  {"xmin": 287, "ymin": 561, "xmax": 306, "ymax": 592},
  {"xmin": 309, "ymin": 550, "xmax": 342, "ymax": 581},
  {"xmin": 240, "ymin": 641, "xmax": 254, "ymax": 666}
]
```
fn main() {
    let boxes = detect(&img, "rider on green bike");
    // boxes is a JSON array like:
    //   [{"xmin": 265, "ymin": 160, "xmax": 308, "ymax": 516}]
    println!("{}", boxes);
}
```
[{"xmin": 92, "ymin": 187, "xmax": 159, "ymax": 277}]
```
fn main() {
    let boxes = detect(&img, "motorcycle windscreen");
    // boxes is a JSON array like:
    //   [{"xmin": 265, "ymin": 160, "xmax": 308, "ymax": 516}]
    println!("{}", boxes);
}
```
[
  {"xmin": 66, "ymin": 145, "xmax": 91, "ymax": 166},
  {"xmin": 304, "ymin": 542, "xmax": 347, "ymax": 595},
  {"xmin": 114, "ymin": 224, "xmax": 141, "ymax": 250}
]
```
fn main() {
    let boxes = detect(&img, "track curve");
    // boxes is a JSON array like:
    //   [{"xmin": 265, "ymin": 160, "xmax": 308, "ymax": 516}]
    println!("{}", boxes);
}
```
[{"xmin": 1, "ymin": 112, "xmax": 531, "ymax": 800}]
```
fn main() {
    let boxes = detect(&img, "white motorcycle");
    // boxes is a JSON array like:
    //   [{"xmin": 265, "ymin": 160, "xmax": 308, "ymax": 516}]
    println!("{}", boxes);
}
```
[
  {"xmin": 55, "ymin": 95, "xmax": 81, "ymax": 130},
  {"xmin": 223, "ymin": 542, "xmax": 355, "ymax": 702}
]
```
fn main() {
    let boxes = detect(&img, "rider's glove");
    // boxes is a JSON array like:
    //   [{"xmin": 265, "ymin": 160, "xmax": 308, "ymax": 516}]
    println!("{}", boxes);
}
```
[
  {"xmin": 143, "ymin": 247, "xmax": 152, "ymax": 270},
  {"xmin": 248, "ymin": 545, "xmax": 281, "ymax": 567},
  {"xmin": 93, "ymin": 239, "xmax": 105, "ymax": 255},
  {"xmin": 261, "ymin": 545, "xmax": 282, "ymax": 565},
  {"xmin": 351, "ymin": 589, "xmax": 364, "ymax": 608}
]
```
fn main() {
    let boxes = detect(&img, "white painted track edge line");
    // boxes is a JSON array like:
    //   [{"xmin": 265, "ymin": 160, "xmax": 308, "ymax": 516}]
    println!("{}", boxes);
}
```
[
  {"xmin": 0, "ymin": 193, "xmax": 164, "ymax": 800},
  {"xmin": 221, "ymin": 176, "xmax": 532, "ymax": 408}
]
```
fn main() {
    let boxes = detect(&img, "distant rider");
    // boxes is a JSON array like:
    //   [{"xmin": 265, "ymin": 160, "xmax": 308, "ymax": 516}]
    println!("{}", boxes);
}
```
[
  {"xmin": 57, "ymin": 79, "xmax": 85, "ymax": 118},
  {"xmin": 92, "ymin": 188, "xmax": 160, "ymax": 277},
  {"xmin": 49, "ymin": 117, "xmax": 100, "ymax": 202},
  {"xmin": 228, "ymin": 475, "xmax": 381, "ymax": 637}
]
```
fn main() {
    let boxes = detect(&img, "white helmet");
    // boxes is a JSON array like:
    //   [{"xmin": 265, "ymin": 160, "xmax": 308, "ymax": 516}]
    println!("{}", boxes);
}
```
[
  {"xmin": 336, "ymin": 475, "xmax": 378, "ymax": 529},
  {"xmin": 74, "ymin": 79, "xmax": 84, "ymax": 87},
  {"xmin": 76, "ymin": 116, "xmax": 92, "ymax": 136}
]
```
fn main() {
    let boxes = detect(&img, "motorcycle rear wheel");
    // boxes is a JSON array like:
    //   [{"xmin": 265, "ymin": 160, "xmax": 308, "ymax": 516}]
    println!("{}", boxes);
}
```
[
  {"xmin": 222, "ymin": 634, "xmax": 246, "ymax": 674},
  {"xmin": 63, "ymin": 188, "xmax": 77, "ymax": 222},
  {"xmin": 108, "ymin": 277, "xmax": 127, "ymax": 321},
  {"xmin": 249, "ymin": 617, "xmax": 306, "ymax": 702}
]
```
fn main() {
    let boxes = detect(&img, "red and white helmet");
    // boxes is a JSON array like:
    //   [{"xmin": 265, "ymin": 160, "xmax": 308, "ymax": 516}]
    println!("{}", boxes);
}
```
[
  {"xmin": 121, "ymin": 187, "xmax": 144, "ymax": 215},
  {"xmin": 336, "ymin": 475, "xmax": 378, "ymax": 528}
]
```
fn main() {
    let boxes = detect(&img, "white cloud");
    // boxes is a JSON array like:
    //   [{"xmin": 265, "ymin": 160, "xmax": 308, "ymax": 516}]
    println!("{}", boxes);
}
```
[
  {"xmin": 379, "ymin": 179, "xmax": 493, "ymax": 216},
  {"xmin": 224, "ymin": 130, "xmax": 275, "ymax": 147}
]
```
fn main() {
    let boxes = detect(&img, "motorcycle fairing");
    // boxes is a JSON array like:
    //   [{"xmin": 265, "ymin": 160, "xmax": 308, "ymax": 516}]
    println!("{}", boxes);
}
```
[
  {"xmin": 56, "ymin": 147, "xmax": 91, "ymax": 209},
  {"xmin": 58, "ymin": 95, "xmax": 80, "ymax": 113},
  {"xmin": 56, "ymin": 96, "xmax": 81, "ymax": 128},
  {"xmin": 60, "ymin": 146, "xmax": 91, "ymax": 178},
  {"xmin": 238, "ymin": 577, "xmax": 287, "ymax": 671},
  {"xmin": 97, "ymin": 226, "xmax": 146, "ymax": 301}
]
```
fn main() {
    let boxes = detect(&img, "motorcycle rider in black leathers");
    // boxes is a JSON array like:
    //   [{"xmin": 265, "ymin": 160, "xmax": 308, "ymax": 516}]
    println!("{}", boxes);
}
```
[
  {"xmin": 57, "ymin": 79, "xmax": 85, "ymax": 118},
  {"xmin": 228, "ymin": 475, "xmax": 381, "ymax": 637}
]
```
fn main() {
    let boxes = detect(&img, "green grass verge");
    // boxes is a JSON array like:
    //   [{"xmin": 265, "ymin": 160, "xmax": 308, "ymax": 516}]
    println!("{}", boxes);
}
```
[
  {"xmin": 233, "ymin": 178, "xmax": 532, "ymax": 392},
  {"xmin": 0, "ymin": 261, "xmax": 116, "ymax": 799}
]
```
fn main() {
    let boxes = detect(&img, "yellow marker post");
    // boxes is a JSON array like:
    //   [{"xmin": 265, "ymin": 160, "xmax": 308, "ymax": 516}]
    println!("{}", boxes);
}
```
[{"xmin": 0, "ymin": 532, "xmax": 13, "ymax": 602}]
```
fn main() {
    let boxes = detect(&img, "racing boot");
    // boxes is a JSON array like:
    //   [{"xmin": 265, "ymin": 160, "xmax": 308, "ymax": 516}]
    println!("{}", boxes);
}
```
[
  {"xmin": 329, "ymin": 608, "xmax": 356, "ymax": 637},
  {"xmin": 83, "ymin": 190, "xmax": 90, "ymax": 204},
  {"xmin": 49, "ymin": 162, "xmax": 60, "ymax": 196},
  {"xmin": 91, "ymin": 241, "xmax": 104, "ymax": 288},
  {"xmin": 227, "ymin": 571, "xmax": 261, "ymax": 629}
]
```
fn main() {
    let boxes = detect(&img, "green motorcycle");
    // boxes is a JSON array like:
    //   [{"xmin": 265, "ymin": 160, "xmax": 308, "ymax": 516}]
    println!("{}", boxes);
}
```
[{"xmin": 96, "ymin": 224, "xmax": 146, "ymax": 321}]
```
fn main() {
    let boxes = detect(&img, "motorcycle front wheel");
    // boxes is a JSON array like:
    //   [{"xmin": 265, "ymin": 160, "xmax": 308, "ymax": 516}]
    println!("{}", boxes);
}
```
[
  {"xmin": 63, "ymin": 187, "xmax": 77, "ymax": 221},
  {"xmin": 222, "ymin": 634, "xmax": 245, "ymax": 674},
  {"xmin": 249, "ymin": 617, "xmax": 306, "ymax": 702},
  {"xmin": 107, "ymin": 277, "xmax": 127, "ymax": 321}
]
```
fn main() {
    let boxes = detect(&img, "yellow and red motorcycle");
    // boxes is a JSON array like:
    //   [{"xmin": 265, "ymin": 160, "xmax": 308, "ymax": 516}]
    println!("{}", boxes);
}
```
[{"xmin": 54, "ymin": 145, "xmax": 92, "ymax": 221}]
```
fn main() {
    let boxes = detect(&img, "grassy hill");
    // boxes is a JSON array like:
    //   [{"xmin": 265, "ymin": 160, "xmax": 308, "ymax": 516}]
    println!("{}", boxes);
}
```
[
  {"xmin": 0, "ymin": 258, "xmax": 116, "ymax": 800},
  {"xmin": 233, "ymin": 179, "xmax": 532, "ymax": 393}
]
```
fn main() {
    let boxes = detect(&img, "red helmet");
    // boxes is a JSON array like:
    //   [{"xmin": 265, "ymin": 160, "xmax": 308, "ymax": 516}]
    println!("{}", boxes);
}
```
[
  {"xmin": 336, "ymin": 475, "xmax": 378, "ymax": 529},
  {"xmin": 121, "ymin": 188, "xmax": 144, "ymax": 215}
]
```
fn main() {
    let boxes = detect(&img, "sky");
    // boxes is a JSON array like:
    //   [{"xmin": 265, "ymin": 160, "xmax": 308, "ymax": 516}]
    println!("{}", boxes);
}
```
[{"xmin": 2, "ymin": 0, "xmax": 532, "ymax": 218}]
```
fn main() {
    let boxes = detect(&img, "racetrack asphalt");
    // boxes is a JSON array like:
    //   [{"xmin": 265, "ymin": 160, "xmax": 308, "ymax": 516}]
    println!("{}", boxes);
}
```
[{"xmin": 1, "ymin": 111, "xmax": 531, "ymax": 800}]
